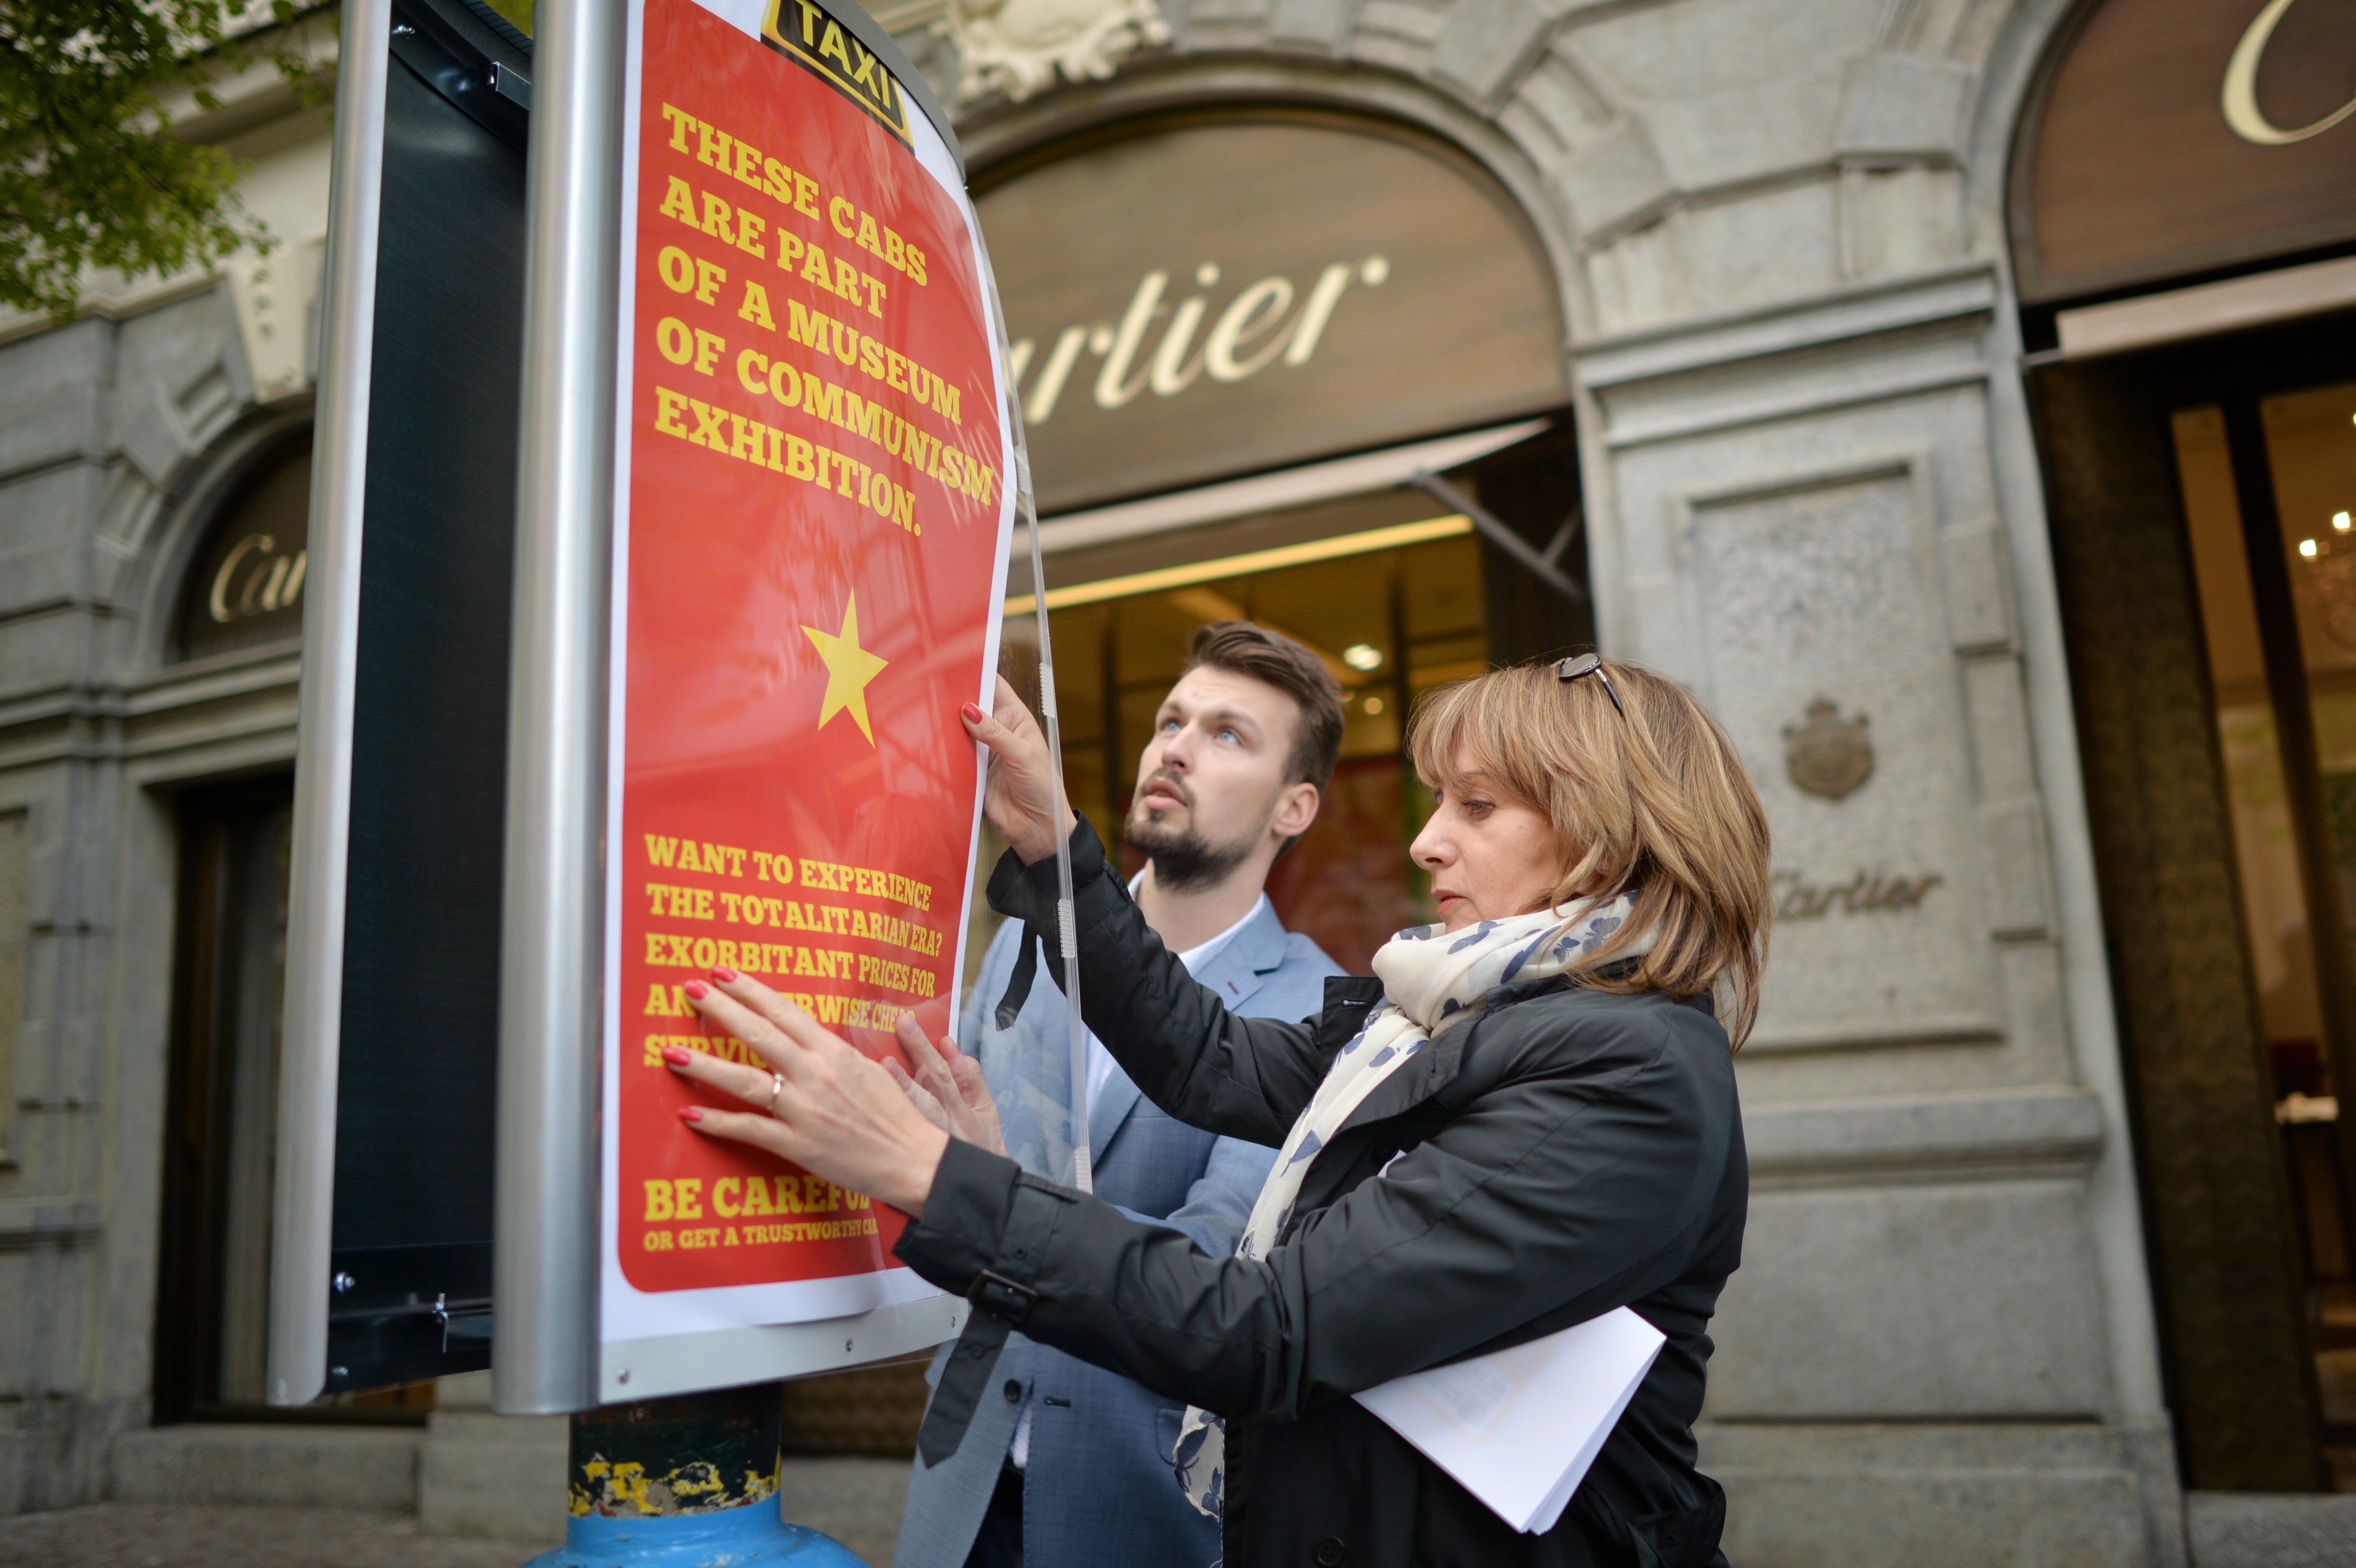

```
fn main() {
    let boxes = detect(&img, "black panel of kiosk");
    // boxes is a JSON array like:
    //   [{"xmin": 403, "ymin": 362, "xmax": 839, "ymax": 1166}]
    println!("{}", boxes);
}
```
[{"xmin": 323, "ymin": 0, "xmax": 528, "ymax": 1395}]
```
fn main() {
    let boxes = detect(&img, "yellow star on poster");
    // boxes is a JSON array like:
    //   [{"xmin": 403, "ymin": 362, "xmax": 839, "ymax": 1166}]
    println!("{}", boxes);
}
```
[{"xmin": 801, "ymin": 591, "xmax": 890, "ymax": 745}]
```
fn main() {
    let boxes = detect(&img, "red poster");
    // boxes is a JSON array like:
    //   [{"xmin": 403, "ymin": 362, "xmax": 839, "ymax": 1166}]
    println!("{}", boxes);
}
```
[{"xmin": 601, "ymin": 0, "xmax": 1010, "ymax": 1339}]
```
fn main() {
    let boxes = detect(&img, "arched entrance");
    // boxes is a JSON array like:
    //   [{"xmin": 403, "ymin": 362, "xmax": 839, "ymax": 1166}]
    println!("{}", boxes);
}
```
[
  {"xmin": 977, "ymin": 106, "xmax": 1582, "ymax": 972},
  {"xmin": 2018, "ymin": 0, "xmax": 2356, "ymax": 1494}
]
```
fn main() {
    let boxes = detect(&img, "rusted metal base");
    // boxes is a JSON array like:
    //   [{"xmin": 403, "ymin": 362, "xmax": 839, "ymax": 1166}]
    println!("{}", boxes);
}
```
[{"xmin": 525, "ymin": 1383, "xmax": 866, "ymax": 1566}]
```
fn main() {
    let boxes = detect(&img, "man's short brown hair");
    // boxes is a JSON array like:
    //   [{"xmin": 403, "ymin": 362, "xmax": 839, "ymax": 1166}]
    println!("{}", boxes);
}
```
[{"xmin": 1184, "ymin": 622, "xmax": 1344, "ymax": 794}]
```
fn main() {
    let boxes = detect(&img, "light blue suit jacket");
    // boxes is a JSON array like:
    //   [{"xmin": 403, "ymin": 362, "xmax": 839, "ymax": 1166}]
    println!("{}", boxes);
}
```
[{"xmin": 892, "ymin": 895, "xmax": 1341, "ymax": 1568}]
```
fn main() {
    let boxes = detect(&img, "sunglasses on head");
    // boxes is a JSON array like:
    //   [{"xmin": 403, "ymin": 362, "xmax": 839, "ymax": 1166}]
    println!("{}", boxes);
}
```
[{"xmin": 1554, "ymin": 652, "xmax": 1625, "ymax": 717}]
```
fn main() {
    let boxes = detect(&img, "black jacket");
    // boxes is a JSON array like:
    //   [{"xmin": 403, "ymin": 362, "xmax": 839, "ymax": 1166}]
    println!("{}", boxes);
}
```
[{"xmin": 895, "ymin": 819, "xmax": 1747, "ymax": 1568}]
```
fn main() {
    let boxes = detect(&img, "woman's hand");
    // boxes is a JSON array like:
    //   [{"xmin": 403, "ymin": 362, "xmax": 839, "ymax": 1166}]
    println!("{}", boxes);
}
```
[
  {"xmin": 886, "ymin": 1013, "xmax": 1007, "ymax": 1157},
  {"xmin": 665, "ymin": 969, "xmax": 949, "ymax": 1217},
  {"xmin": 962, "ymin": 675, "xmax": 1074, "ymax": 865}
]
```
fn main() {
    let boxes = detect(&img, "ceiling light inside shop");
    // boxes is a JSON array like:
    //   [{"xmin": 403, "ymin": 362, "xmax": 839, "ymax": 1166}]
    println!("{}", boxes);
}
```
[
  {"xmin": 1363, "ymin": 696, "xmax": 1386, "ymax": 715},
  {"xmin": 2302, "ymin": 538, "xmax": 2320, "ymax": 557},
  {"xmin": 2337, "ymin": 511, "xmax": 2352, "ymax": 530},
  {"xmin": 1343, "ymin": 644, "xmax": 1384, "ymax": 671},
  {"xmin": 1005, "ymin": 515, "xmax": 1472, "ymax": 614}
]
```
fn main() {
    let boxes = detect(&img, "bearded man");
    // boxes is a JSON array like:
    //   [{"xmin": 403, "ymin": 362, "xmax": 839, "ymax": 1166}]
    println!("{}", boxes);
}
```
[{"xmin": 894, "ymin": 620, "xmax": 1347, "ymax": 1568}]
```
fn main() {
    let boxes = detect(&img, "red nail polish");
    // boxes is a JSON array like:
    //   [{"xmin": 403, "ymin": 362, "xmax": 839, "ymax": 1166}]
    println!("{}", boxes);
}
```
[
  {"xmin": 711, "ymin": 966, "xmax": 739, "ymax": 983},
  {"xmin": 684, "ymin": 980, "xmax": 709, "ymax": 1000},
  {"xmin": 662, "ymin": 1045, "xmax": 691, "ymax": 1066},
  {"xmin": 679, "ymin": 1106, "xmax": 704, "ymax": 1123},
  {"xmin": 961, "ymin": 702, "xmax": 984, "ymax": 722}
]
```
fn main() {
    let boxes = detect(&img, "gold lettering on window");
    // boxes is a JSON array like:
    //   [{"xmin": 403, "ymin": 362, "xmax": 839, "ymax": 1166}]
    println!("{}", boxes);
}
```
[
  {"xmin": 1007, "ymin": 254, "xmax": 1390, "ymax": 427},
  {"xmin": 207, "ymin": 533, "xmax": 308, "ymax": 624},
  {"xmin": 2223, "ymin": 0, "xmax": 2356, "ymax": 147}
]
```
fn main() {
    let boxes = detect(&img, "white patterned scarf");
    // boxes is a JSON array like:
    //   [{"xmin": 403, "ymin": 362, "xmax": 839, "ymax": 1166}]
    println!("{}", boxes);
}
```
[{"xmin": 1171, "ymin": 892, "xmax": 1644, "ymax": 1520}]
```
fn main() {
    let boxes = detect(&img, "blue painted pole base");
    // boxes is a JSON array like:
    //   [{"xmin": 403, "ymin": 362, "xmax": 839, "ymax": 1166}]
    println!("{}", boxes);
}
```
[{"xmin": 522, "ymin": 1501, "xmax": 871, "ymax": 1568}]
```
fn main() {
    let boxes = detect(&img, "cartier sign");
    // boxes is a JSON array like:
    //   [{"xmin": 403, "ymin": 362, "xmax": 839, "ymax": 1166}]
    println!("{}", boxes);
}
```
[
  {"xmin": 975, "ymin": 115, "xmax": 1567, "ymax": 515},
  {"xmin": 178, "ymin": 444, "xmax": 311, "ymax": 660},
  {"xmin": 2019, "ymin": 0, "xmax": 2356, "ymax": 301}
]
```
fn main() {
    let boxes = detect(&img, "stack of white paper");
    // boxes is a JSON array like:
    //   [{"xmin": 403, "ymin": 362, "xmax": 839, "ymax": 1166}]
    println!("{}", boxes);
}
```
[{"xmin": 1351, "ymin": 1306, "xmax": 1665, "ymax": 1535}]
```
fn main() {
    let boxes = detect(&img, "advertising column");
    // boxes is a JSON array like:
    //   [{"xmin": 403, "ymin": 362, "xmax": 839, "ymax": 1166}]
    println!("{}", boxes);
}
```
[{"xmin": 602, "ymin": 0, "xmax": 1013, "ymax": 1383}]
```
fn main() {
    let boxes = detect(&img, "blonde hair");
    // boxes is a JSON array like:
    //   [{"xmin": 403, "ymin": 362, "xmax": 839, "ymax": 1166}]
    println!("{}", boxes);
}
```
[{"xmin": 1406, "ymin": 659, "xmax": 1773, "ymax": 1047}]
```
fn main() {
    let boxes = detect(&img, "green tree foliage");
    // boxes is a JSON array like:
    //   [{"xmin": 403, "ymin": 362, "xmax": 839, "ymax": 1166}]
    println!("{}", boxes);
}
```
[{"xmin": 0, "ymin": 0, "xmax": 323, "ymax": 321}]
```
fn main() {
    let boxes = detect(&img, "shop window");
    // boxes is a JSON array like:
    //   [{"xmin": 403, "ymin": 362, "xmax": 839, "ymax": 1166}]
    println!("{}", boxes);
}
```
[
  {"xmin": 174, "ymin": 439, "xmax": 312, "ymax": 662},
  {"xmin": 999, "ymin": 479, "xmax": 1569, "ymax": 975},
  {"xmin": 2167, "ymin": 373, "xmax": 2356, "ymax": 1484}
]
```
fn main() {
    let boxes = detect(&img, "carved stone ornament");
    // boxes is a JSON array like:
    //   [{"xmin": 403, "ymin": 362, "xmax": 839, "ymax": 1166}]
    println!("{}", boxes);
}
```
[
  {"xmin": 1783, "ymin": 698, "xmax": 1874, "ymax": 801},
  {"xmin": 936, "ymin": 0, "xmax": 1170, "ymax": 103}
]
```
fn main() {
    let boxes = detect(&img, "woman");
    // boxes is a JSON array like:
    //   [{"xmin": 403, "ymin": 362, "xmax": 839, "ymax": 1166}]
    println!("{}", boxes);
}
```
[{"xmin": 663, "ymin": 657, "xmax": 1771, "ymax": 1568}]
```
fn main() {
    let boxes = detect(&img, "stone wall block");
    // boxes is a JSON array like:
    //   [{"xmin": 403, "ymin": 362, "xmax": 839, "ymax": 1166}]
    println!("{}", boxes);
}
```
[
  {"xmin": 1836, "ymin": 52, "xmax": 1974, "ymax": 160},
  {"xmin": 417, "ymin": 1416, "xmax": 567, "ymax": 1540},
  {"xmin": 93, "ymin": 466, "xmax": 165, "ymax": 606},
  {"xmin": 1500, "ymin": 46, "xmax": 1611, "ymax": 160},
  {"xmin": 1841, "ymin": 164, "xmax": 1966, "ymax": 279},
  {"xmin": 1430, "ymin": 0, "xmax": 1558, "ymax": 109},
  {"xmin": 12, "ymin": 980, "xmax": 57, "ymax": 1106},
  {"xmin": 0, "ymin": 615, "xmax": 92, "ymax": 707},
  {"xmin": 110, "ymin": 290, "xmax": 246, "ymax": 489},
  {"xmin": 1708, "ymin": 1179, "xmax": 2110, "ymax": 1419},
  {"xmin": 1343, "ymin": 0, "xmax": 1441, "ymax": 73},
  {"xmin": 2187, "ymin": 1494, "xmax": 2356, "ymax": 1568},
  {"xmin": 1991, "ymin": 936, "xmax": 2076, "ymax": 1086},
  {"xmin": 1266, "ymin": 0, "xmax": 1359, "ymax": 51},
  {"xmin": 1743, "ymin": 1086, "xmax": 2103, "ymax": 1181},
  {"xmin": 0, "ymin": 321, "xmax": 108, "ymax": 481},
  {"xmin": 1961, "ymin": 655, "xmax": 2036, "ymax": 802},
  {"xmin": 37, "ymin": 1246, "xmax": 91, "ymax": 1399},
  {"xmin": 1980, "ymin": 798, "xmax": 2056, "ymax": 939},
  {"xmin": 1550, "ymin": 115, "xmax": 1676, "ymax": 244},
  {"xmin": 0, "ymin": 468, "xmax": 102, "ymax": 615},
  {"xmin": 1704, "ymin": 1422, "xmax": 2148, "ymax": 1568},
  {"xmin": 114, "ymin": 281, "xmax": 239, "ymax": 402},
  {"xmin": 1936, "ymin": 519, "xmax": 2014, "ymax": 652},
  {"xmin": 110, "ymin": 1424, "xmax": 421, "ymax": 1510},
  {"xmin": 1186, "ymin": 0, "xmax": 1273, "ymax": 45},
  {"xmin": 0, "ymin": 1423, "xmax": 20, "ymax": 1516},
  {"xmin": 111, "ymin": 365, "xmax": 228, "ymax": 492},
  {"xmin": 2, "ymin": 1394, "xmax": 141, "ymax": 1514},
  {"xmin": 0, "ymin": 395, "xmax": 101, "ymax": 489},
  {"xmin": 0, "ymin": 1252, "xmax": 29, "ymax": 1399},
  {"xmin": 1685, "ymin": 464, "xmax": 1996, "ymax": 1053},
  {"xmin": 111, "ymin": 382, "xmax": 189, "ymax": 493}
]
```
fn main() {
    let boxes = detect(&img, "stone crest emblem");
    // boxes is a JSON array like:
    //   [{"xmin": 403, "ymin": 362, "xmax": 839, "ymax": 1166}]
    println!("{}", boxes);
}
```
[
  {"xmin": 1783, "ymin": 698, "xmax": 1873, "ymax": 801},
  {"xmin": 937, "ymin": 0, "xmax": 1170, "ymax": 103}
]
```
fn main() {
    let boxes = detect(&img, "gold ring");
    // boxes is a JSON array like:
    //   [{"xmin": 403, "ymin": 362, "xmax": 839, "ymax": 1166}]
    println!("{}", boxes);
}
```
[{"xmin": 765, "ymin": 1071, "xmax": 785, "ymax": 1115}]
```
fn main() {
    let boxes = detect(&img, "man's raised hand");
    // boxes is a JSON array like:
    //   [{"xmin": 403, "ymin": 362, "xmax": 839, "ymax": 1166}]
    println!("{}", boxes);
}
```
[{"xmin": 960, "ymin": 674, "xmax": 1074, "ymax": 865}]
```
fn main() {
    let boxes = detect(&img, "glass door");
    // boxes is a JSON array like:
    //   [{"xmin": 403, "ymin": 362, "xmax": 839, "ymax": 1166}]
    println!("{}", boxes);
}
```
[
  {"xmin": 157, "ymin": 777, "xmax": 295, "ymax": 1419},
  {"xmin": 155, "ymin": 776, "xmax": 436, "ymax": 1423}
]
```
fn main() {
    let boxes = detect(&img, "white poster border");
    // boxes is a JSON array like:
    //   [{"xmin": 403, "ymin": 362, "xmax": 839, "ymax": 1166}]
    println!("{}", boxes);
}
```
[{"xmin": 596, "ymin": 0, "xmax": 1017, "ymax": 1382}]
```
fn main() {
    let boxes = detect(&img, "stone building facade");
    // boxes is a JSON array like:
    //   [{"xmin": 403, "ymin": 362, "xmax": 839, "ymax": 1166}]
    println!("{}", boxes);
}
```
[{"xmin": 4, "ymin": 0, "xmax": 2351, "ymax": 1562}]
